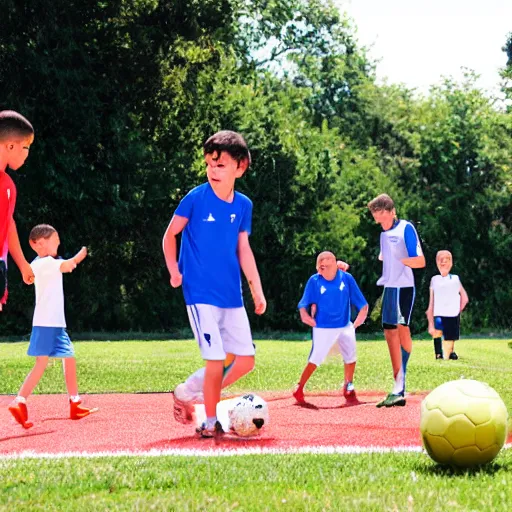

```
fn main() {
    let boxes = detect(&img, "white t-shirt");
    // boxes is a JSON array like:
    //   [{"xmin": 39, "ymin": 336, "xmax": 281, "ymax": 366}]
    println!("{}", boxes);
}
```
[
  {"xmin": 31, "ymin": 256, "xmax": 66, "ymax": 327},
  {"xmin": 430, "ymin": 274, "xmax": 461, "ymax": 317}
]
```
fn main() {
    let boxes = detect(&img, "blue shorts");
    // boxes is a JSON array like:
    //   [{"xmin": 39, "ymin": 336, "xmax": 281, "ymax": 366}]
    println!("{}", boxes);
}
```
[
  {"xmin": 382, "ymin": 287, "xmax": 415, "ymax": 329},
  {"xmin": 28, "ymin": 327, "xmax": 75, "ymax": 358}
]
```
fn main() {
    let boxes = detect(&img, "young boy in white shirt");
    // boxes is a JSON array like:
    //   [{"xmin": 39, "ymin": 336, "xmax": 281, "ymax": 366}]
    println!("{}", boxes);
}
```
[
  {"xmin": 8, "ymin": 224, "xmax": 97, "ymax": 428},
  {"xmin": 426, "ymin": 250, "xmax": 469, "ymax": 360}
]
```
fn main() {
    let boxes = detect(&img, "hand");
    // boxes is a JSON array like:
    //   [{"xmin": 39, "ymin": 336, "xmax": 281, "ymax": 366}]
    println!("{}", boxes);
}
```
[
  {"xmin": 337, "ymin": 260, "xmax": 350, "ymax": 272},
  {"xmin": 21, "ymin": 262, "xmax": 34, "ymax": 285},
  {"xmin": 253, "ymin": 291, "xmax": 267, "ymax": 315},
  {"xmin": 170, "ymin": 271, "xmax": 183, "ymax": 288},
  {"xmin": 300, "ymin": 310, "xmax": 316, "ymax": 327},
  {"xmin": 428, "ymin": 325, "xmax": 436, "ymax": 337}
]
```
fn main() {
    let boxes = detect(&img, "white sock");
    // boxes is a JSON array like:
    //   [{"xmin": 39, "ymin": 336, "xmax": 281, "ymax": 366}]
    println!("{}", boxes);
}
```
[
  {"xmin": 15, "ymin": 396, "xmax": 26, "ymax": 404},
  {"xmin": 70, "ymin": 395, "xmax": 81, "ymax": 403}
]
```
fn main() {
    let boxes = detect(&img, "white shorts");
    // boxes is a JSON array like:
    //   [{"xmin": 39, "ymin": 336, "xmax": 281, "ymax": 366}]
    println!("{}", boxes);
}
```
[
  {"xmin": 309, "ymin": 324, "xmax": 357, "ymax": 366},
  {"xmin": 186, "ymin": 304, "xmax": 255, "ymax": 361}
]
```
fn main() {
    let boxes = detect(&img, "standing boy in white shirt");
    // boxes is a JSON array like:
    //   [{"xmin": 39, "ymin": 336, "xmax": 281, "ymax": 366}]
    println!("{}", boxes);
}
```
[
  {"xmin": 426, "ymin": 250, "xmax": 469, "ymax": 360},
  {"xmin": 8, "ymin": 224, "xmax": 96, "ymax": 429}
]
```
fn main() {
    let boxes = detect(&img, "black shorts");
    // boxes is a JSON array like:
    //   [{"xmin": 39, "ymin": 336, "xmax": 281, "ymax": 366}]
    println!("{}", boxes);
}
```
[{"xmin": 434, "ymin": 315, "xmax": 460, "ymax": 341}]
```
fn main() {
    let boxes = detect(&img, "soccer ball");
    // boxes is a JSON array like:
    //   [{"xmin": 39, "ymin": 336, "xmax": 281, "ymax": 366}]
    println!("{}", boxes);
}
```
[
  {"xmin": 228, "ymin": 393, "xmax": 269, "ymax": 437},
  {"xmin": 420, "ymin": 379, "xmax": 509, "ymax": 467}
]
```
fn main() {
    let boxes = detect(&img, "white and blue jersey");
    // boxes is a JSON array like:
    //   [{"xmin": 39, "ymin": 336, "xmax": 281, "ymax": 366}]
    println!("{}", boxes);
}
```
[
  {"xmin": 176, "ymin": 182, "xmax": 252, "ymax": 308},
  {"xmin": 377, "ymin": 219, "xmax": 422, "ymax": 288},
  {"xmin": 298, "ymin": 270, "xmax": 367, "ymax": 328}
]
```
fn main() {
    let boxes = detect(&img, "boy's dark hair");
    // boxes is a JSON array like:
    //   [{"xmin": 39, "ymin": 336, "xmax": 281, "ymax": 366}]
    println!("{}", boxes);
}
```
[
  {"xmin": 0, "ymin": 110, "xmax": 34, "ymax": 142},
  {"xmin": 368, "ymin": 193, "xmax": 395, "ymax": 212},
  {"xmin": 29, "ymin": 224, "xmax": 57, "ymax": 242},
  {"xmin": 203, "ymin": 130, "xmax": 251, "ymax": 167}
]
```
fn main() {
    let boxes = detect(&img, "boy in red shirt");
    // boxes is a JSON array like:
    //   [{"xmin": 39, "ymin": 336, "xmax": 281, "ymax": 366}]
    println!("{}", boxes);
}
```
[{"xmin": 0, "ymin": 110, "xmax": 35, "ymax": 309}]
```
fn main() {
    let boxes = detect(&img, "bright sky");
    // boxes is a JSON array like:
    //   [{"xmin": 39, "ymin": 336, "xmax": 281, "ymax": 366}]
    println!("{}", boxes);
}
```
[{"xmin": 336, "ymin": 0, "xmax": 512, "ymax": 95}]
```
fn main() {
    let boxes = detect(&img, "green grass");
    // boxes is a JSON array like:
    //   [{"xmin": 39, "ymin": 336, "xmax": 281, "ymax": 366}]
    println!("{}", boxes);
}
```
[{"xmin": 1, "ymin": 337, "xmax": 511, "ymax": 511}]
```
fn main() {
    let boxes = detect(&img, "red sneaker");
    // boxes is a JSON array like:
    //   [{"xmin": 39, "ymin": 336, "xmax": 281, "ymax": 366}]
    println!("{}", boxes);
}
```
[
  {"xmin": 70, "ymin": 399, "xmax": 99, "ymax": 420},
  {"xmin": 343, "ymin": 382, "xmax": 357, "ymax": 401},
  {"xmin": 293, "ymin": 385, "xmax": 305, "ymax": 404},
  {"xmin": 8, "ymin": 401, "xmax": 33, "ymax": 429}
]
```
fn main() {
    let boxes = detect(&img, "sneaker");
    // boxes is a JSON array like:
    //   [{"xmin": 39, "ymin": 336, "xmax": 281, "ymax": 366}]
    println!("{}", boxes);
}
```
[
  {"xmin": 172, "ymin": 383, "xmax": 200, "ymax": 424},
  {"xmin": 449, "ymin": 352, "xmax": 459, "ymax": 360},
  {"xmin": 376, "ymin": 393, "xmax": 406, "ymax": 408},
  {"xmin": 293, "ymin": 385, "xmax": 305, "ymax": 404},
  {"xmin": 70, "ymin": 399, "xmax": 99, "ymax": 420},
  {"xmin": 8, "ymin": 401, "xmax": 33, "ymax": 429},
  {"xmin": 435, "ymin": 353, "xmax": 443, "ymax": 360},
  {"xmin": 196, "ymin": 420, "xmax": 224, "ymax": 439},
  {"xmin": 343, "ymin": 382, "xmax": 356, "ymax": 400}
]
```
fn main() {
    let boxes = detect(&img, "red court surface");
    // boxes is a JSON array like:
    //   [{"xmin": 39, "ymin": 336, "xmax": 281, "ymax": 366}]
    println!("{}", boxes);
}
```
[{"xmin": 1, "ymin": 392, "xmax": 510, "ymax": 457}]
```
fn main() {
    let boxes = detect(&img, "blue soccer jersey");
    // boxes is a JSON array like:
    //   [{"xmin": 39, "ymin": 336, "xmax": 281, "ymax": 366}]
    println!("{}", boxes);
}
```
[
  {"xmin": 297, "ymin": 270, "xmax": 368, "ymax": 328},
  {"xmin": 175, "ymin": 182, "xmax": 252, "ymax": 307}
]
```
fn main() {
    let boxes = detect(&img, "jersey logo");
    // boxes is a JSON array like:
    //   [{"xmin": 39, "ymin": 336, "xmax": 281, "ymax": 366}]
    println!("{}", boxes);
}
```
[
  {"xmin": 230, "ymin": 214, "xmax": 236, "ymax": 223},
  {"xmin": 204, "ymin": 213, "xmax": 216, "ymax": 222},
  {"xmin": 320, "ymin": 286, "xmax": 326, "ymax": 294},
  {"xmin": 7, "ymin": 188, "xmax": 10, "ymax": 200},
  {"xmin": 339, "ymin": 282, "xmax": 345, "ymax": 291},
  {"xmin": 204, "ymin": 333, "xmax": 211, "ymax": 346}
]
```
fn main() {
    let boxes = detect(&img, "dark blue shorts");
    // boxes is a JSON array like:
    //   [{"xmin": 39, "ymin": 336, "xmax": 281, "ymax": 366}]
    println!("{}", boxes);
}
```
[
  {"xmin": 382, "ymin": 287, "xmax": 415, "ymax": 329},
  {"xmin": 434, "ymin": 315, "xmax": 460, "ymax": 341},
  {"xmin": 28, "ymin": 327, "xmax": 75, "ymax": 358}
]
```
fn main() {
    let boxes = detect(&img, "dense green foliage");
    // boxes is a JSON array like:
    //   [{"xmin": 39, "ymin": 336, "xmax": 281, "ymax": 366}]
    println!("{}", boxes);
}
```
[{"xmin": 1, "ymin": 1, "xmax": 511, "ymax": 334}]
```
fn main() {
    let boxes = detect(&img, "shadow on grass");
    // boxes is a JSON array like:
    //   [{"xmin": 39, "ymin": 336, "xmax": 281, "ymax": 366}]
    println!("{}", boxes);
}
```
[{"xmin": 413, "ymin": 458, "xmax": 512, "ymax": 476}]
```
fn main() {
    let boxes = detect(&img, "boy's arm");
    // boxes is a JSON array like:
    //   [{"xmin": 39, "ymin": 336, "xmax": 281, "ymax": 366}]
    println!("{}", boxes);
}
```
[
  {"xmin": 426, "ymin": 288, "xmax": 436, "ymax": 335},
  {"xmin": 60, "ymin": 247, "xmax": 88, "ymax": 273},
  {"xmin": 460, "ymin": 284, "xmax": 469, "ymax": 312},
  {"xmin": 8, "ymin": 219, "xmax": 34, "ymax": 284},
  {"xmin": 353, "ymin": 304, "xmax": 369, "ymax": 329},
  {"xmin": 401, "ymin": 255, "xmax": 426, "ymax": 268},
  {"xmin": 162, "ymin": 214, "xmax": 188, "ymax": 288},
  {"xmin": 299, "ymin": 307, "xmax": 316, "ymax": 327},
  {"xmin": 237, "ymin": 231, "xmax": 266, "ymax": 315}
]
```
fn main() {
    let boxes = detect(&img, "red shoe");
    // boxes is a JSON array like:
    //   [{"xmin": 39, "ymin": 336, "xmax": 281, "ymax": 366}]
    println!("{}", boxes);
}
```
[
  {"xmin": 293, "ymin": 385, "xmax": 305, "ymax": 404},
  {"xmin": 8, "ymin": 401, "xmax": 33, "ymax": 429},
  {"xmin": 70, "ymin": 399, "xmax": 98, "ymax": 420},
  {"xmin": 343, "ymin": 382, "xmax": 357, "ymax": 401}
]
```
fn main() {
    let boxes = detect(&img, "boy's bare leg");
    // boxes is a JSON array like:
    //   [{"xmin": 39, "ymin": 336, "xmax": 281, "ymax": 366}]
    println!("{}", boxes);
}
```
[
  {"xmin": 343, "ymin": 362, "xmax": 356, "ymax": 385},
  {"xmin": 19, "ymin": 356, "xmax": 49, "ymax": 397},
  {"xmin": 384, "ymin": 328, "xmax": 402, "ymax": 377},
  {"xmin": 293, "ymin": 362, "xmax": 317, "ymax": 403},
  {"xmin": 203, "ymin": 360, "xmax": 225, "ymax": 418},
  {"xmin": 63, "ymin": 358, "xmax": 78, "ymax": 396},
  {"xmin": 63, "ymin": 358, "xmax": 98, "ymax": 419},
  {"xmin": 221, "ymin": 355, "xmax": 255, "ymax": 389},
  {"xmin": 8, "ymin": 356, "xmax": 48, "ymax": 428},
  {"xmin": 443, "ymin": 340, "xmax": 455, "ymax": 359}
]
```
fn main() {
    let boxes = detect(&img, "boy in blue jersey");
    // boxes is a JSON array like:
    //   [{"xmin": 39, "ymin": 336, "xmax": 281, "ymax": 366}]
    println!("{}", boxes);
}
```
[
  {"xmin": 163, "ymin": 131, "xmax": 266, "ymax": 438},
  {"xmin": 368, "ymin": 194, "xmax": 425, "ymax": 408},
  {"xmin": 294, "ymin": 251, "xmax": 368, "ymax": 403}
]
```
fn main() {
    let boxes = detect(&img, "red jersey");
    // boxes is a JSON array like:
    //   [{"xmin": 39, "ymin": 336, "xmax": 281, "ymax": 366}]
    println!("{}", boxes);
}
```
[{"xmin": 0, "ymin": 171, "xmax": 17, "ymax": 303}]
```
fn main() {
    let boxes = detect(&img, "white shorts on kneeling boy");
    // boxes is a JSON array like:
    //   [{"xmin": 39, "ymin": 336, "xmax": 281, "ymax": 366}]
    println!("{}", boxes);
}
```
[
  {"xmin": 186, "ymin": 304, "xmax": 255, "ymax": 361},
  {"xmin": 309, "ymin": 324, "xmax": 356, "ymax": 366}
]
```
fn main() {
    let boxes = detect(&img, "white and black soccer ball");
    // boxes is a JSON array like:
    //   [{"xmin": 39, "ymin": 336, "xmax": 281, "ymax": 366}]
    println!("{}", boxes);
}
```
[{"xmin": 228, "ymin": 393, "xmax": 269, "ymax": 437}]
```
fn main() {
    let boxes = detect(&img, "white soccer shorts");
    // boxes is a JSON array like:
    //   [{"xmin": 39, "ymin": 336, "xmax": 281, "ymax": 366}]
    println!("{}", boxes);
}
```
[
  {"xmin": 186, "ymin": 304, "xmax": 255, "ymax": 361},
  {"xmin": 309, "ymin": 324, "xmax": 357, "ymax": 366}
]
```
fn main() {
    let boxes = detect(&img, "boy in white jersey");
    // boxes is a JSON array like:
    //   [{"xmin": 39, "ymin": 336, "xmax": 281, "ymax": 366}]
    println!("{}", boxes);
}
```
[
  {"xmin": 426, "ymin": 250, "xmax": 469, "ymax": 360},
  {"xmin": 163, "ymin": 131, "xmax": 266, "ymax": 439},
  {"xmin": 8, "ymin": 224, "xmax": 97, "ymax": 428},
  {"xmin": 294, "ymin": 252, "xmax": 368, "ymax": 404},
  {"xmin": 368, "ymin": 194, "xmax": 425, "ymax": 408}
]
